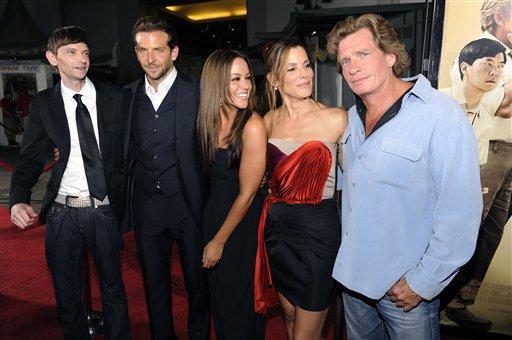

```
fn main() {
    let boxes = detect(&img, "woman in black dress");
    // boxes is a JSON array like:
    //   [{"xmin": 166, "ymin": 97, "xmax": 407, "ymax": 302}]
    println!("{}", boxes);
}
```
[{"xmin": 197, "ymin": 49, "xmax": 267, "ymax": 340}]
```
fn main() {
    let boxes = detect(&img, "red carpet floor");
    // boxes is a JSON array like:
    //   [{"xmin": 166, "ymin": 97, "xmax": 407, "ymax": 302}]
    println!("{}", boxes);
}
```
[{"xmin": 0, "ymin": 206, "xmax": 335, "ymax": 339}]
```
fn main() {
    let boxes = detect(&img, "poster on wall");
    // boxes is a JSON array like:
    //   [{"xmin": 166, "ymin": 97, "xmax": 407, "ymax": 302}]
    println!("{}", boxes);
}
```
[{"xmin": 428, "ymin": 0, "xmax": 511, "ymax": 335}]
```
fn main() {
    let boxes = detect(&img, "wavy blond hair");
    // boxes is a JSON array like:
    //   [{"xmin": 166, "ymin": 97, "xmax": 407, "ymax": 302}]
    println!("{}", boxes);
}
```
[
  {"xmin": 326, "ymin": 13, "xmax": 410, "ymax": 77},
  {"xmin": 480, "ymin": 0, "xmax": 512, "ymax": 34}
]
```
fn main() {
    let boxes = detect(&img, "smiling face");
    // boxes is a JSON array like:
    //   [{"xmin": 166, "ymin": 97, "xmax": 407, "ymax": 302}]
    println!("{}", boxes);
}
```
[
  {"xmin": 337, "ymin": 28, "xmax": 396, "ymax": 99},
  {"xmin": 135, "ymin": 30, "xmax": 179, "ymax": 87},
  {"xmin": 225, "ymin": 57, "xmax": 252, "ymax": 111},
  {"xmin": 45, "ymin": 42, "xmax": 89, "ymax": 88},
  {"xmin": 278, "ymin": 46, "xmax": 314, "ymax": 100},
  {"xmin": 462, "ymin": 52, "xmax": 505, "ymax": 93}
]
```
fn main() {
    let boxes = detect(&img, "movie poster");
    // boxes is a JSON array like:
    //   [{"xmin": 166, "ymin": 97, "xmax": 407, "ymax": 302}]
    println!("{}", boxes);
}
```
[{"xmin": 436, "ymin": 0, "xmax": 511, "ymax": 335}]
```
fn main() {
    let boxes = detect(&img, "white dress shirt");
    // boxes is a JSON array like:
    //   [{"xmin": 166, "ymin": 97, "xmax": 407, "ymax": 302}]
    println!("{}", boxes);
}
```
[
  {"xmin": 145, "ymin": 67, "xmax": 177, "ymax": 111},
  {"xmin": 58, "ymin": 77, "xmax": 99, "ymax": 197}
]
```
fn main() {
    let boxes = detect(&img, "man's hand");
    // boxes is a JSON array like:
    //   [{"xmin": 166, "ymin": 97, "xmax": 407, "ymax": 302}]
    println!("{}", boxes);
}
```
[
  {"xmin": 10, "ymin": 203, "xmax": 38, "ymax": 229},
  {"xmin": 202, "ymin": 238, "xmax": 224, "ymax": 269},
  {"xmin": 387, "ymin": 277, "xmax": 423, "ymax": 312},
  {"xmin": 496, "ymin": 79, "xmax": 512, "ymax": 118}
]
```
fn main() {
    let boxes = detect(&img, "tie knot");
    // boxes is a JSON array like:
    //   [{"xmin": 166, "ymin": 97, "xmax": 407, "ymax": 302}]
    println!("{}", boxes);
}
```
[{"xmin": 73, "ymin": 93, "xmax": 83, "ymax": 104}]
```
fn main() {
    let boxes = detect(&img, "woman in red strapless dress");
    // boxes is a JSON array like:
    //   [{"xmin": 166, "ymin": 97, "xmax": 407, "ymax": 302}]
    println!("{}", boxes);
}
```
[{"xmin": 254, "ymin": 39, "xmax": 348, "ymax": 340}]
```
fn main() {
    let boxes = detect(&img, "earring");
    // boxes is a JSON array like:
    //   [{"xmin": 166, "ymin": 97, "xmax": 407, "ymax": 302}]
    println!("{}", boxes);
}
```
[
  {"xmin": 218, "ymin": 98, "xmax": 222, "ymax": 107},
  {"xmin": 274, "ymin": 85, "xmax": 278, "ymax": 91}
]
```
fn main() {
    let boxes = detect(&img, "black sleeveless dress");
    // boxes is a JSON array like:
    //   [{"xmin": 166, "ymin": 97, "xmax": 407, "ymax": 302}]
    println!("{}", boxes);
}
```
[{"xmin": 203, "ymin": 148, "xmax": 264, "ymax": 340}]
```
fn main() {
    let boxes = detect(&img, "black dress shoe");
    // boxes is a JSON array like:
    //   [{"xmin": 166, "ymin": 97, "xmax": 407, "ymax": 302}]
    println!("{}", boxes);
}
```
[{"xmin": 445, "ymin": 307, "xmax": 492, "ymax": 331}]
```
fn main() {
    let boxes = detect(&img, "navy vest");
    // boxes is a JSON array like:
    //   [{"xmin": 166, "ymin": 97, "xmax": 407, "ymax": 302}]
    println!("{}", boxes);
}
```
[{"xmin": 132, "ymin": 81, "xmax": 180, "ymax": 196}]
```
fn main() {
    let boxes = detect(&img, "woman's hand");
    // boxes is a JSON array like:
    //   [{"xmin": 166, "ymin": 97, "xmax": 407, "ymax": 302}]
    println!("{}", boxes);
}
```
[{"xmin": 202, "ymin": 239, "xmax": 225, "ymax": 268}]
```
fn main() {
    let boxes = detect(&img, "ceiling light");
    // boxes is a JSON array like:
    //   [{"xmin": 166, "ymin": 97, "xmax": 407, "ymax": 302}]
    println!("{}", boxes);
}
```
[{"xmin": 166, "ymin": 1, "xmax": 246, "ymax": 23}]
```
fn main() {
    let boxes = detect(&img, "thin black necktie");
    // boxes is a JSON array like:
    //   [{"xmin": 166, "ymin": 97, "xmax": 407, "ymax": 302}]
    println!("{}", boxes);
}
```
[{"xmin": 73, "ymin": 94, "xmax": 107, "ymax": 200}]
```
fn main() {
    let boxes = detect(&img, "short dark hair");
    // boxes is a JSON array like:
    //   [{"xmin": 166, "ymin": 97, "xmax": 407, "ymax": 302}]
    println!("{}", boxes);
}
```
[
  {"xmin": 47, "ymin": 26, "xmax": 88, "ymax": 54},
  {"xmin": 132, "ymin": 16, "xmax": 178, "ymax": 48},
  {"xmin": 458, "ymin": 38, "xmax": 506, "ymax": 79}
]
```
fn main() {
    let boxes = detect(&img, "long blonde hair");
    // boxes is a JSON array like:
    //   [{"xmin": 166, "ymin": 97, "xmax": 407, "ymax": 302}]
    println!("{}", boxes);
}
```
[{"xmin": 197, "ymin": 49, "xmax": 256, "ymax": 167}]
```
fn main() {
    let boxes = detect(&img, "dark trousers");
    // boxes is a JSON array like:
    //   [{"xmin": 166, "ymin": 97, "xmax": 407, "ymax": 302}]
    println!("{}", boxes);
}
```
[
  {"xmin": 446, "ymin": 141, "xmax": 512, "ymax": 308},
  {"xmin": 44, "ymin": 202, "xmax": 130, "ymax": 340},
  {"xmin": 133, "ymin": 188, "xmax": 208, "ymax": 340}
]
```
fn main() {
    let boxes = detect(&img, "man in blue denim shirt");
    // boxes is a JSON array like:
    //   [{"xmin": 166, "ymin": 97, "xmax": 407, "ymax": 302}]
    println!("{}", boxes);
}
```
[{"xmin": 326, "ymin": 14, "xmax": 482, "ymax": 339}]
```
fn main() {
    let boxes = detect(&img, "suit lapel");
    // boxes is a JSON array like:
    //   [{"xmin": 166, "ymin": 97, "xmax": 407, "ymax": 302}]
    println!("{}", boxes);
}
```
[
  {"xmin": 48, "ymin": 83, "xmax": 70, "ymax": 153},
  {"xmin": 175, "ymin": 72, "xmax": 192, "ymax": 149},
  {"xmin": 95, "ymin": 84, "xmax": 111, "ymax": 155},
  {"xmin": 123, "ymin": 80, "xmax": 141, "ymax": 160}
]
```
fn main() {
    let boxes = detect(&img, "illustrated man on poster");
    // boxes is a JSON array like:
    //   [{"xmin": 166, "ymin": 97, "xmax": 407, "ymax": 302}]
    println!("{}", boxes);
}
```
[{"xmin": 445, "ymin": 0, "xmax": 512, "ymax": 330}]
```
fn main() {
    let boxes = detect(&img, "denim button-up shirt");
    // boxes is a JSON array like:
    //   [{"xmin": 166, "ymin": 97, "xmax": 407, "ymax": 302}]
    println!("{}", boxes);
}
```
[{"xmin": 332, "ymin": 74, "xmax": 482, "ymax": 300}]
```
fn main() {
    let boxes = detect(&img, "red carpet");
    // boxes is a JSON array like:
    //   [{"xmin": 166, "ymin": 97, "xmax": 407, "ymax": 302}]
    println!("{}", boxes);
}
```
[{"xmin": 0, "ymin": 206, "xmax": 335, "ymax": 339}]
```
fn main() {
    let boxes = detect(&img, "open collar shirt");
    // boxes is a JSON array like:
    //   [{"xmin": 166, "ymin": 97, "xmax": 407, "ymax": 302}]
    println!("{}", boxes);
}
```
[
  {"xmin": 440, "ymin": 84, "xmax": 492, "ymax": 165},
  {"xmin": 144, "ymin": 67, "xmax": 177, "ymax": 111},
  {"xmin": 449, "ymin": 31, "xmax": 512, "ymax": 142},
  {"xmin": 333, "ymin": 74, "xmax": 483, "ymax": 300}
]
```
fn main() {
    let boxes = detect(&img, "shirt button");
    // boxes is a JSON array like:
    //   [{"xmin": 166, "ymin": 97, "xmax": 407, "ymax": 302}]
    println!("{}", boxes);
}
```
[
  {"xmin": 352, "ymin": 182, "xmax": 355, "ymax": 187},
  {"xmin": 154, "ymin": 128, "xmax": 159, "ymax": 132},
  {"xmin": 154, "ymin": 155, "xmax": 158, "ymax": 159},
  {"xmin": 345, "ymin": 232, "xmax": 348, "ymax": 236},
  {"xmin": 349, "ymin": 207, "xmax": 352, "ymax": 212},
  {"xmin": 155, "ymin": 114, "xmax": 159, "ymax": 118},
  {"xmin": 156, "ymin": 185, "xmax": 161, "ymax": 189},
  {"xmin": 357, "ymin": 155, "xmax": 362, "ymax": 159}
]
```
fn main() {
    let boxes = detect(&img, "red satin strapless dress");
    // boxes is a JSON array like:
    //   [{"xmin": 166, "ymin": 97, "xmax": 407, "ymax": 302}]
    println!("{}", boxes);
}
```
[{"xmin": 254, "ymin": 140, "xmax": 340, "ymax": 314}]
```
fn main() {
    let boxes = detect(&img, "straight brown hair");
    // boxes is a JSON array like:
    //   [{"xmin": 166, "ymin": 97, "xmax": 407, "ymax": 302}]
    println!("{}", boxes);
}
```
[
  {"xmin": 197, "ymin": 49, "xmax": 256, "ymax": 167},
  {"xmin": 264, "ymin": 39, "xmax": 313, "ymax": 112}
]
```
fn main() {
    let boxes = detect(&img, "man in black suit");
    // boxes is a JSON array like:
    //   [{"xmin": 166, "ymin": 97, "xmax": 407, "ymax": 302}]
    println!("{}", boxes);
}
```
[
  {"xmin": 9, "ymin": 26, "xmax": 130, "ymax": 340},
  {"xmin": 122, "ymin": 16, "xmax": 208, "ymax": 340}
]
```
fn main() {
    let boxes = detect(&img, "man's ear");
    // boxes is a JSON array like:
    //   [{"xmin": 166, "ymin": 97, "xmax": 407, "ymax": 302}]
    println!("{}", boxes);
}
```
[
  {"xmin": 171, "ymin": 45, "xmax": 179, "ymax": 61},
  {"xmin": 494, "ymin": 11, "xmax": 505, "ymax": 26},
  {"xmin": 385, "ymin": 52, "xmax": 397, "ymax": 69},
  {"xmin": 460, "ymin": 62, "xmax": 469, "ymax": 76},
  {"xmin": 45, "ymin": 51, "xmax": 58, "ymax": 67}
]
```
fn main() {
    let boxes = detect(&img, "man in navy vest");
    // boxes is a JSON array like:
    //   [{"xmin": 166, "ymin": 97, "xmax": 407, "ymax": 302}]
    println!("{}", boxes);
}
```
[{"xmin": 122, "ymin": 16, "xmax": 208, "ymax": 340}]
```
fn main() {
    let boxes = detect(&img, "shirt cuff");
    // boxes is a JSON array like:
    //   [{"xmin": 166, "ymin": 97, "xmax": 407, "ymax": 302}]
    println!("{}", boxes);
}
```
[{"xmin": 404, "ymin": 266, "xmax": 452, "ymax": 301}]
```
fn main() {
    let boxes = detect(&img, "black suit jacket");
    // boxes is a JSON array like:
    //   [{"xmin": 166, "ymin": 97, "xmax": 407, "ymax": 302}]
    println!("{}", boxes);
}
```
[
  {"xmin": 122, "ymin": 71, "xmax": 204, "ymax": 231},
  {"xmin": 9, "ymin": 81, "xmax": 126, "ymax": 224}
]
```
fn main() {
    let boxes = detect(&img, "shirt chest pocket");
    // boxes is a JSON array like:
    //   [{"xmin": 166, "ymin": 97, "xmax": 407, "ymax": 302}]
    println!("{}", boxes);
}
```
[{"xmin": 373, "ymin": 137, "xmax": 423, "ymax": 188}]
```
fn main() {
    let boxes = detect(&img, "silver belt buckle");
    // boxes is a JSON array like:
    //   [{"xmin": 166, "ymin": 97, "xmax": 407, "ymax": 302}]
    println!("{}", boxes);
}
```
[{"xmin": 56, "ymin": 194, "xmax": 108, "ymax": 208}]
